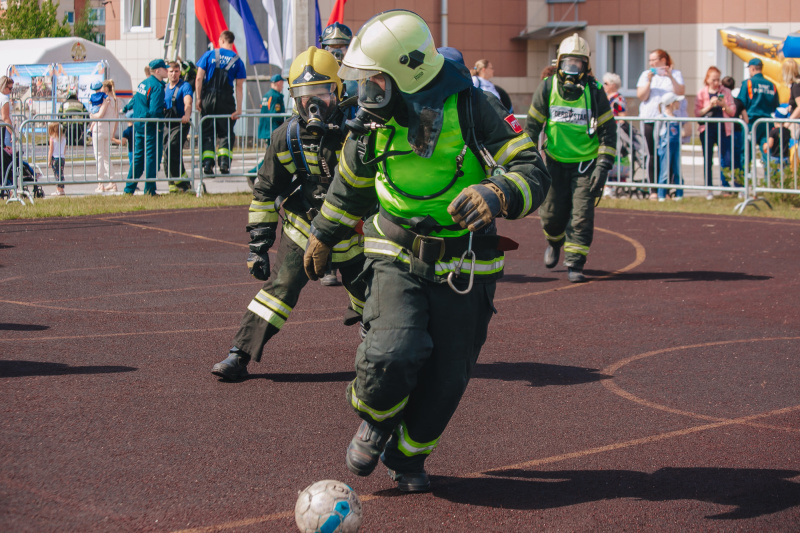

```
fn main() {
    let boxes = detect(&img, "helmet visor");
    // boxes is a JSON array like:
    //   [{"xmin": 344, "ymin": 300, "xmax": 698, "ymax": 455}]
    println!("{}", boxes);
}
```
[
  {"xmin": 338, "ymin": 64, "xmax": 382, "ymax": 82},
  {"xmin": 289, "ymin": 82, "xmax": 336, "ymax": 99},
  {"xmin": 356, "ymin": 74, "xmax": 393, "ymax": 109},
  {"xmin": 559, "ymin": 57, "xmax": 585, "ymax": 76}
]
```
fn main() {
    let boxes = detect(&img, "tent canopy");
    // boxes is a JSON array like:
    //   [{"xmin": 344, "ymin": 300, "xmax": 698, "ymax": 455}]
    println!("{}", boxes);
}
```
[{"xmin": 0, "ymin": 37, "xmax": 132, "ymax": 96}]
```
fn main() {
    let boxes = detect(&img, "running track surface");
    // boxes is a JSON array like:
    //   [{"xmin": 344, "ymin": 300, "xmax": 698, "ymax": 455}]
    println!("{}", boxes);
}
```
[{"xmin": 1, "ymin": 207, "xmax": 799, "ymax": 532}]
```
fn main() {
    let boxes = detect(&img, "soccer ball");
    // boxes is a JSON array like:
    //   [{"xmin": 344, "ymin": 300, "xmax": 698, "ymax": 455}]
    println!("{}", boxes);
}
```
[{"xmin": 295, "ymin": 479, "xmax": 363, "ymax": 533}]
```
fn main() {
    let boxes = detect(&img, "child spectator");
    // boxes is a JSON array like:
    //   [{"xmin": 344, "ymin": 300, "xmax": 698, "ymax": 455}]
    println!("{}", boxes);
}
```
[
  {"xmin": 762, "ymin": 108, "xmax": 792, "ymax": 180},
  {"xmin": 657, "ymin": 92, "xmax": 684, "ymax": 201},
  {"xmin": 89, "ymin": 81, "xmax": 107, "ymax": 114},
  {"xmin": 47, "ymin": 122, "xmax": 66, "ymax": 196}
]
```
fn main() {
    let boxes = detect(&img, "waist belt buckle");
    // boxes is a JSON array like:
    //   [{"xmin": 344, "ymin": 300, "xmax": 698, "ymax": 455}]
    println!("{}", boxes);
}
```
[{"xmin": 412, "ymin": 235, "xmax": 445, "ymax": 263}]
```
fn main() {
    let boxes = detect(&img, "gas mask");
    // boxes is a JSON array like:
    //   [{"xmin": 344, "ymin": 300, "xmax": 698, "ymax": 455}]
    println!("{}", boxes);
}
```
[
  {"xmin": 343, "ymin": 72, "xmax": 397, "ymax": 134},
  {"xmin": 291, "ymin": 83, "xmax": 338, "ymax": 135},
  {"xmin": 558, "ymin": 56, "xmax": 587, "ymax": 90},
  {"xmin": 324, "ymin": 45, "xmax": 348, "ymax": 63}
]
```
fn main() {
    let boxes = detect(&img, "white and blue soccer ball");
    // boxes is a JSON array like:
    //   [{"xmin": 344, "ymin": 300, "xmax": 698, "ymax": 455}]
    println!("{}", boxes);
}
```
[{"xmin": 295, "ymin": 479, "xmax": 363, "ymax": 533}]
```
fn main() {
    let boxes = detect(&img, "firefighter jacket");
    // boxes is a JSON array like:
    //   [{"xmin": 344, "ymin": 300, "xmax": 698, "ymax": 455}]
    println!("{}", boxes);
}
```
[
  {"xmin": 310, "ymin": 87, "xmax": 551, "ymax": 282},
  {"xmin": 525, "ymin": 75, "xmax": 616, "ymax": 164},
  {"xmin": 247, "ymin": 111, "xmax": 363, "ymax": 265}
]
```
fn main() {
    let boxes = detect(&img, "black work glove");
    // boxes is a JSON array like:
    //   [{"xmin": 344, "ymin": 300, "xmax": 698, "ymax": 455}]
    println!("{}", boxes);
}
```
[
  {"xmin": 246, "ymin": 226, "xmax": 276, "ymax": 281},
  {"xmin": 447, "ymin": 182, "xmax": 507, "ymax": 232},
  {"xmin": 589, "ymin": 157, "xmax": 613, "ymax": 197}
]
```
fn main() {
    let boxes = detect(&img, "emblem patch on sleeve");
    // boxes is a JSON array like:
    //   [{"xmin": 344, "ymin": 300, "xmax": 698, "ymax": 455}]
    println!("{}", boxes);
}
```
[{"xmin": 505, "ymin": 115, "xmax": 523, "ymax": 133}]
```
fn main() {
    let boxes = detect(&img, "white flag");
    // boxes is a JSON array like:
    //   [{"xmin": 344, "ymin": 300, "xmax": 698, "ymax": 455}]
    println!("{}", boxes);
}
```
[
  {"xmin": 262, "ymin": 0, "xmax": 284, "ymax": 70},
  {"xmin": 282, "ymin": 0, "xmax": 294, "ymax": 75}
]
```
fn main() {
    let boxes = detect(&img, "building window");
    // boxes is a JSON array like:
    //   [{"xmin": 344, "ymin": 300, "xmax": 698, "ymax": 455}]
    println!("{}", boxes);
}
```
[
  {"xmin": 600, "ymin": 32, "xmax": 645, "ymax": 93},
  {"xmin": 89, "ymin": 7, "xmax": 106, "ymax": 25},
  {"xmin": 65, "ymin": 11, "xmax": 75, "ymax": 24},
  {"xmin": 95, "ymin": 33, "xmax": 106, "ymax": 45},
  {"xmin": 129, "ymin": 0, "xmax": 150, "ymax": 30}
]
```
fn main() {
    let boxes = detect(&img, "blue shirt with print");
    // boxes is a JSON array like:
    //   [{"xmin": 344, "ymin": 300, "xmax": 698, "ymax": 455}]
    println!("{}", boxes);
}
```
[
  {"xmin": 164, "ymin": 79, "xmax": 193, "ymax": 118},
  {"xmin": 197, "ymin": 49, "xmax": 247, "ymax": 87}
]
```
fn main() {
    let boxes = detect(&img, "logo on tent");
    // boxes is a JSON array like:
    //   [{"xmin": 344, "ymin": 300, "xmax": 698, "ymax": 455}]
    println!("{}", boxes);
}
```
[{"xmin": 71, "ymin": 42, "xmax": 86, "ymax": 62}]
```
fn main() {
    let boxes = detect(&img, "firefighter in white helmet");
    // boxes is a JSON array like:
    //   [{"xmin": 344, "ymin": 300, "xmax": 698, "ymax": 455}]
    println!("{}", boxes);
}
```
[{"xmin": 525, "ymin": 33, "xmax": 617, "ymax": 283}]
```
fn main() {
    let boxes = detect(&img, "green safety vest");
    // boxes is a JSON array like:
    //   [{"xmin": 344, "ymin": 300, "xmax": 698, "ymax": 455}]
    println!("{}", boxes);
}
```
[
  {"xmin": 374, "ymin": 94, "xmax": 484, "ymax": 238},
  {"xmin": 544, "ymin": 80, "xmax": 600, "ymax": 163}
]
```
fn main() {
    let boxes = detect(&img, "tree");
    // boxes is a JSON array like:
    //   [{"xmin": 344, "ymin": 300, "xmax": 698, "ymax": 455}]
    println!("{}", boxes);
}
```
[
  {"xmin": 72, "ymin": 3, "xmax": 98, "ymax": 43},
  {"xmin": 0, "ymin": 0, "xmax": 72, "ymax": 40}
]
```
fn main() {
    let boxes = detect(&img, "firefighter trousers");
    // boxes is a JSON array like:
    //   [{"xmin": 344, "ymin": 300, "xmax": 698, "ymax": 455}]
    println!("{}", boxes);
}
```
[
  {"xmin": 539, "ymin": 158, "xmax": 597, "ymax": 269},
  {"xmin": 200, "ymin": 93, "xmax": 236, "ymax": 165},
  {"xmin": 347, "ymin": 258, "xmax": 496, "ymax": 473},
  {"xmin": 232, "ymin": 233, "xmax": 367, "ymax": 362},
  {"xmin": 164, "ymin": 122, "xmax": 190, "ymax": 189}
]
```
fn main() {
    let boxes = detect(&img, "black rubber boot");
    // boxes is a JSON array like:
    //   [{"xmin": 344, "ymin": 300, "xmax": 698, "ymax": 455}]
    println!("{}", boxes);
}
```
[
  {"xmin": 202, "ymin": 160, "xmax": 215, "ymax": 175},
  {"xmin": 345, "ymin": 421, "xmax": 392, "ymax": 476},
  {"xmin": 387, "ymin": 468, "xmax": 431, "ymax": 493},
  {"xmin": 211, "ymin": 347, "xmax": 250, "ymax": 381},
  {"xmin": 567, "ymin": 267, "xmax": 586, "ymax": 283},
  {"xmin": 544, "ymin": 243, "xmax": 560, "ymax": 269},
  {"xmin": 218, "ymin": 156, "xmax": 231, "ymax": 174}
]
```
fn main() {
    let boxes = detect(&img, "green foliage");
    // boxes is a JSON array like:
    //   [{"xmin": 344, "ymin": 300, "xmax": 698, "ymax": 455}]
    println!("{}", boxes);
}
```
[
  {"xmin": 72, "ymin": 3, "xmax": 98, "ymax": 42},
  {"xmin": 0, "ymin": 0, "xmax": 71, "ymax": 40}
]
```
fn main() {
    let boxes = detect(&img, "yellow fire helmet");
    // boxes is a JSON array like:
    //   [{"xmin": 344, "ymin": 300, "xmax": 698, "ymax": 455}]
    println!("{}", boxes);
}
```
[
  {"xmin": 557, "ymin": 33, "xmax": 592, "ymax": 71},
  {"xmin": 338, "ymin": 9, "xmax": 444, "ymax": 94},
  {"xmin": 288, "ymin": 46, "xmax": 343, "ymax": 100}
]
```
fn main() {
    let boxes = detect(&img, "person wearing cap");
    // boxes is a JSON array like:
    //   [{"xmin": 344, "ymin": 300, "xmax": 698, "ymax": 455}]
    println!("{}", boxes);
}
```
[
  {"xmin": 163, "ymin": 61, "xmax": 194, "ymax": 193},
  {"xmin": 195, "ymin": 30, "xmax": 247, "ymax": 175},
  {"xmin": 123, "ymin": 59, "xmax": 168, "ymax": 196},
  {"xmin": 303, "ymin": 10, "xmax": 549, "ymax": 492},
  {"xmin": 762, "ymin": 106, "xmax": 792, "ymax": 179},
  {"xmin": 739, "ymin": 58, "xmax": 780, "ymax": 153},
  {"xmin": 89, "ymin": 81, "xmax": 107, "ymax": 114},
  {"xmin": 257, "ymin": 73, "xmax": 285, "ymax": 147}
]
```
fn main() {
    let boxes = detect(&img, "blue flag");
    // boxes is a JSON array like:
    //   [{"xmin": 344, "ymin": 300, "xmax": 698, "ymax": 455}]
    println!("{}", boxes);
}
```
[
  {"xmin": 228, "ymin": 0, "xmax": 270, "ymax": 64},
  {"xmin": 315, "ymin": 0, "xmax": 322, "ymax": 47}
]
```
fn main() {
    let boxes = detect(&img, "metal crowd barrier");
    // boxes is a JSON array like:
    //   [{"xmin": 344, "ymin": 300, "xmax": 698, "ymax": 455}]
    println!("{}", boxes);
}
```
[
  {"xmin": 1, "ymin": 121, "xmax": 22, "ymax": 204},
  {"xmin": 9, "ymin": 116, "xmax": 196, "ymax": 200},
  {"xmin": 738, "ymin": 117, "xmax": 800, "ymax": 213},
  {"xmin": 196, "ymin": 111, "xmax": 291, "ymax": 192}
]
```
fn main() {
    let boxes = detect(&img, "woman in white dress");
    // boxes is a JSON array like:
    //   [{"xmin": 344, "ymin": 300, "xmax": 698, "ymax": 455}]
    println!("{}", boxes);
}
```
[{"xmin": 90, "ymin": 80, "xmax": 119, "ymax": 192}]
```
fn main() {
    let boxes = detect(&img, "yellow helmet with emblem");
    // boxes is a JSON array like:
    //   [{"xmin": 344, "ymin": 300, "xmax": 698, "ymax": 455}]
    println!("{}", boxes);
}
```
[
  {"xmin": 338, "ymin": 9, "xmax": 444, "ymax": 94},
  {"xmin": 288, "ymin": 47, "xmax": 343, "ymax": 133},
  {"xmin": 288, "ymin": 46, "xmax": 343, "ymax": 100}
]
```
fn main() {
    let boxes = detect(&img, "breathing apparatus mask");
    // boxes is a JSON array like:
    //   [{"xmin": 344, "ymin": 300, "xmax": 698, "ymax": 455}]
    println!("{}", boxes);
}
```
[
  {"xmin": 340, "ymin": 68, "xmax": 397, "ymax": 134},
  {"xmin": 291, "ymin": 83, "xmax": 338, "ymax": 136},
  {"xmin": 558, "ymin": 56, "xmax": 587, "ymax": 90}
]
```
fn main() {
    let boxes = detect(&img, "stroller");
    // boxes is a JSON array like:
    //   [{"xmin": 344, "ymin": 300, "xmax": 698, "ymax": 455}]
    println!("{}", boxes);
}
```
[
  {"xmin": 1, "ymin": 148, "xmax": 44, "ymax": 202},
  {"xmin": 608, "ymin": 121, "xmax": 650, "ymax": 199}
]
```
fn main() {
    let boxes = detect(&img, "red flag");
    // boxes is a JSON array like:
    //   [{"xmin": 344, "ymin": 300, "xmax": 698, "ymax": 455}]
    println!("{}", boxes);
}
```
[
  {"xmin": 326, "ymin": 0, "xmax": 347, "ymax": 25},
  {"xmin": 196, "ymin": 0, "xmax": 237, "ymax": 53}
]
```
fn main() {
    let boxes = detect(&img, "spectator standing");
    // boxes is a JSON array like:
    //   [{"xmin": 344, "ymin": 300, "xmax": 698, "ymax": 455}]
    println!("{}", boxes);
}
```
[
  {"xmin": 694, "ymin": 66, "xmax": 736, "ymax": 199},
  {"xmin": 721, "ymin": 76, "xmax": 747, "ymax": 184},
  {"xmin": 48, "ymin": 122, "xmax": 67, "ymax": 196},
  {"xmin": 656, "ymin": 92, "xmax": 684, "ymax": 201},
  {"xmin": 163, "ymin": 61, "xmax": 194, "ymax": 193},
  {"xmin": 738, "ymin": 58, "xmax": 779, "ymax": 154},
  {"xmin": 257, "ymin": 73, "xmax": 285, "ymax": 147},
  {"xmin": 0, "ymin": 76, "xmax": 14, "ymax": 188},
  {"xmin": 782, "ymin": 59, "xmax": 800, "ymax": 137},
  {"xmin": 90, "ymin": 80, "xmax": 120, "ymax": 193},
  {"xmin": 196, "ymin": 30, "xmax": 247, "ymax": 175},
  {"xmin": 471, "ymin": 59, "xmax": 503, "ymax": 102},
  {"xmin": 602, "ymin": 72, "xmax": 627, "ymax": 197},
  {"xmin": 124, "ymin": 59, "xmax": 168, "ymax": 196},
  {"xmin": 636, "ymin": 49, "xmax": 685, "ymax": 190}
]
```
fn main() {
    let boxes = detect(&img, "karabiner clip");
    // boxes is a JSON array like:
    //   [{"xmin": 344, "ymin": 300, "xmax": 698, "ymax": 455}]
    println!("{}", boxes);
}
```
[{"xmin": 447, "ymin": 232, "xmax": 475, "ymax": 295}]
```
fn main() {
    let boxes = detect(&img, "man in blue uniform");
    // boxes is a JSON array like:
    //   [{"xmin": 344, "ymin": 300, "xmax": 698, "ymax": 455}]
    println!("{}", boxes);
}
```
[
  {"xmin": 738, "ymin": 58, "xmax": 780, "ymax": 154},
  {"xmin": 123, "ymin": 59, "xmax": 168, "ymax": 196},
  {"xmin": 257, "ymin": 73, "xmax": 285, "ymax": 145},
  {"xmin": 195, "ymin": 30, "xmax": 247, "ymax": 175},
  {"xmin": 164, "ymin": 61, "xmax": 194, "ymax": 193}
]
